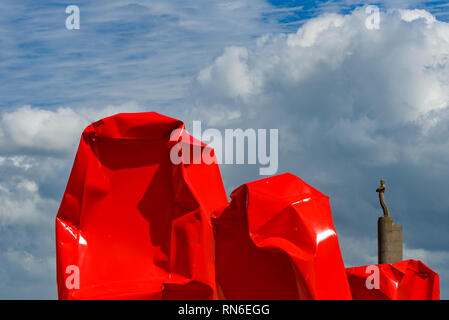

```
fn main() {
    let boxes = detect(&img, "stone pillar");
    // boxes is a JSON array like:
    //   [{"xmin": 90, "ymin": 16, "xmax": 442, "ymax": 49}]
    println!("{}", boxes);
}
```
[
  {"xmin": 376, "ymin": 179, "xmax": 403, "ymax": 264},
  {"xmin": 378, "ymin": 216, "xmax": 402, "ymax": 264}
]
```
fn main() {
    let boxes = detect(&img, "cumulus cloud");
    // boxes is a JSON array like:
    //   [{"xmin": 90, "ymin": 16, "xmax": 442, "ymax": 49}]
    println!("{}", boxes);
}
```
[
  {"xmin": 194, "ymin": 8, "xmax": 449, "ymax": 123},
  {"xmin": 398, "ymin": 9, "xmax": 437, "ymax": 23},
  {"xmin": 0, "ymin": 106, "xmax": 86, "ymax": 155},
  {"xmin": 0, "ymin": 102, "xmax": 147, "ymax": 155},
  {"xmin": 197, "ymin": 46, "xmax": 261, "ymax": 101},
  {"xmin": 0, "ymin": 176, "xmax": 58, "ymax": 226},
  {"xmin": 192, "ymin": 6, "xmax": 449, "ymax": 180},
  {"xmin": 190, "ymin": 7, "xmax": 449, "ymax": 297},
  {"xmin": 1, "ymin": 2, "xmax": 449, "ymax": 298},
  {"xmin": 0, "ymin": 101, "xmax": 148, "ymax": 228}
]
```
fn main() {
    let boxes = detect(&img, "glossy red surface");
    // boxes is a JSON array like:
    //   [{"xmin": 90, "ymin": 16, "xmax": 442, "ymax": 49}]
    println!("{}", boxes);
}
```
[
  {"xmin": 214, "ymin": 173, "xmax": 352, "ymax": 299},
  {"xmin": 56, "ymin": 112, "xmax": 228, "ymax": 299},
  {"xmin": 56, "ymin": 112, "xmax": 440, "ymax": 300},
  {"xmin": 346, "ymin": 259, "xmax": 440, "ymax": 300}
]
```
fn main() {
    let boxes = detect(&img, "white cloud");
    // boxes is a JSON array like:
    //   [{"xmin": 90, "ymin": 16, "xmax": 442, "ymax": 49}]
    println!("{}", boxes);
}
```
[
  {"xmin": 197, "ymin": 46, "xmax": 261, "ymax": 101},
  {"xmin": 398, "ymin": 9, "xmax": 436, "ymax": 23},
  {"xmin": 0, "ymin": 0, "xmax": 284, "ymax": 110},
  {"xmin": 0, "ymin": 106, "xmax": 86, "ymax": 155},
  {"xmin": 0, "ymin": 102, "xmax": 147, "ymax": 227},
  {"xmin": 0, "ymin": 176, "xmax": 57, "ymax": 226},
  {"xmin": 192, "ymin": 7, "xmax": 449, "ymax": 163},
  {"xmin": 0, "ymin": 156, "xmax": 35, "ymax": 170},
  {"xmin": 190, "ymin": 8, "xmax": 449, "ymax": 298},
  {"xmin": 0, "ymin": 102, "xmax": 147, "ymax": 155},
  {"xmin": 286, "ymin": 13, "xmax": 345, "ymax": 47},
  {"xmin": 4, "ymin": 250, "xmax": 55, "ymax": 278},
  {"xmin": 1, "ymin": 2, "xmax": 448, "ymax": 299}
]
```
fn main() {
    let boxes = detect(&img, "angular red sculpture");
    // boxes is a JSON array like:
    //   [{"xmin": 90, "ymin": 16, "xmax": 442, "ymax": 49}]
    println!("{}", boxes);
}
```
[
  {"xmin": 214, "ymin": 173, "xmax": 352, "ymax": 299},
  {"xmin": 56, "ymin": 112, "xmax": 440, "ymax": 300},
  {"xmin": 56, "ymin": 112, "xmax": 228, "ymax": 299},
  {"xmin": 346, "ymin": 259, "xmax": 440, "ymax": 300}
]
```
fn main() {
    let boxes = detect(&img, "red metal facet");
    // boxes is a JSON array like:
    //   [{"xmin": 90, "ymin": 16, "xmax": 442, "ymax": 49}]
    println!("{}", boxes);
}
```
[
  {"xmin": 214, "ymin": 173, "xmax": 352, "ymax": 300},
  {"xmin": 346, "ymin": 259, "xmax": 440, "ymax": 300}
]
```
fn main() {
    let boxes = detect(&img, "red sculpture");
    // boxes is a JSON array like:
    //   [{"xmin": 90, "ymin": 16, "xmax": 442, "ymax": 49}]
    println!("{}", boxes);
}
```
[
  {"xmin": 346, "ymin": 259, "xmax": 440, "ymax": 300},
  {"xmin": 214, "ymin": 173, "xmax": 352, "ymax": 299},
  {"xmin": 56, "ymin": 112, "xmax": 228, "ymax": 299},
  {"xmin": 55, "ymin": 112, "xmax": 440, "ymax": 300}
]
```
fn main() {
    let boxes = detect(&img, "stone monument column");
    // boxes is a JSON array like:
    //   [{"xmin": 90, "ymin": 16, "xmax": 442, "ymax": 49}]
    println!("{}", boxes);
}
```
[{"xmin": 376, "ymin": 179, "xmax": 403, "ymax": 264}]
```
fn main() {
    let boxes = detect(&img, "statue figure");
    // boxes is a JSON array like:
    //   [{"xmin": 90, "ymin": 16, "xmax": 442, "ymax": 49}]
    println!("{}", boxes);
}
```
[{"xmin": 376, "ymin": 179, "xmax": 391, "ymax": 218}]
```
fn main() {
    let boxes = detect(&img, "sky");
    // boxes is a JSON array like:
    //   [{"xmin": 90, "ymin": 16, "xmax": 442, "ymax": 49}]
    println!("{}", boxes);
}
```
[{"xmin": 1, "ymin": 0, "xmax": 449, "ymax": 299}]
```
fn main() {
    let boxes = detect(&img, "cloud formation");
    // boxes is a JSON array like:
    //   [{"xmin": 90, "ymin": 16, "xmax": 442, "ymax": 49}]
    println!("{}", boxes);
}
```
[
  {"xmin": 0, "ymin": 102, "xmax": 147, "ymax": 156},
  {"xmin": 191, "ymin": 7, "xmax": 449, "ymax": 297},
  {"xmin": 1, "ymin": 1, "xmax": 449, "ymax": 298}
]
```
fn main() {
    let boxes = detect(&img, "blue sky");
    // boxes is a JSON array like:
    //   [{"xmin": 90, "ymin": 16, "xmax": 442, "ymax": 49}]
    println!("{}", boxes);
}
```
[
  {"xmin": 1, "ymin": 0, "xmax": 449, "ymax": 299},
  {"xmin": 1, "ymin": 1, "xmax": 448, "ymax": 110}
]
